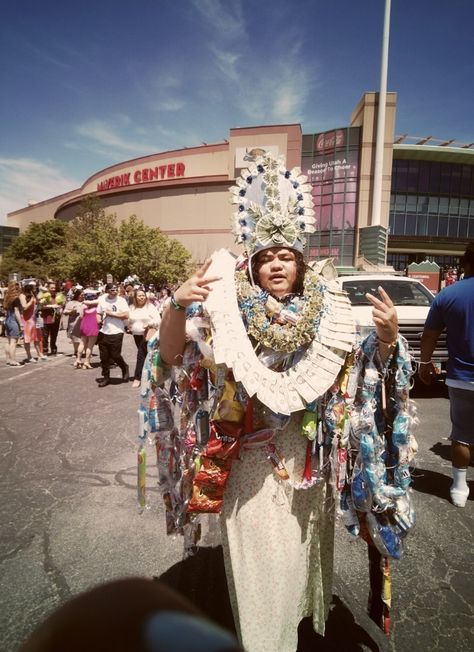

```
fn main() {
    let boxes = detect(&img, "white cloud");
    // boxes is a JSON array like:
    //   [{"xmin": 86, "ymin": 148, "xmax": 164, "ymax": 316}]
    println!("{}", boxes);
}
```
[
  {"xmin": 191, "ymin": 0, "xmax": 246, "ymax": 40},
  {"xmin": 0, "ymin": 158, "xmax": 81, "ymax": 224},
  {"xmin": 75, "ymin": 120, "xmax": 154, "ymax": 153}
]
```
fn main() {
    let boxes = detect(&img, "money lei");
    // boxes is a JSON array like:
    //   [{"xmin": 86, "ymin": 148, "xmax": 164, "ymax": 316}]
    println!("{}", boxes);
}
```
[{"xmin": 235, "ymin": 268, "xmax": 325, "ymax": 353}]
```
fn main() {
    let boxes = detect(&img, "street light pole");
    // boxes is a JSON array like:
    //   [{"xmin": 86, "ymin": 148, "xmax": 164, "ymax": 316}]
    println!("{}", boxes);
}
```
[{"xmin": 371, "ymin": 0, "xmax": 391, "ymax": 227}]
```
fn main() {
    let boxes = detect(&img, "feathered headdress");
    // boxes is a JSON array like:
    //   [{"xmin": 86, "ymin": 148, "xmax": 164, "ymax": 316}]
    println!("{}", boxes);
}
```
[{"xmin": 230, "ymin": 152, "xmax": 316, "ymax": 257}]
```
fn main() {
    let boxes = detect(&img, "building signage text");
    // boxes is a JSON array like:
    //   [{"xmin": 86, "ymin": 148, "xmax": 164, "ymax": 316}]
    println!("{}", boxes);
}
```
[{"xmin": 97, "ymin": 162, "xmax": 185, "ymax": 192}]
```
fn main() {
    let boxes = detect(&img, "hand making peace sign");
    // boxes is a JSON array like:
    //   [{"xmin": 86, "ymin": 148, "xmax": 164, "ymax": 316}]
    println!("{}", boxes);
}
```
[
  {"xmin": 365, "ymin": 286, "xmax": 399, "ymax": 344},
  {"xmin": 173, "ymin": 258, "xmax": 222, "ymax": 307}
]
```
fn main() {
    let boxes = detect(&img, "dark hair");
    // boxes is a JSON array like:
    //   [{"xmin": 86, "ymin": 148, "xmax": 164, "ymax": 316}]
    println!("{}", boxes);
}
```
[
  {"xmin": 72, "ymin": 288, "xmax": 83, "ymax": 300},
  {"xmin": 132, "ymin": 288, "xmax": 147, "ymax": 308},
  {"xmin": 251, "ymin": 249, "xmax": 306, "ymax": 295},
  {"xmin": 461, "ymin": 242, "xmax": 474, "ymax": 268}
]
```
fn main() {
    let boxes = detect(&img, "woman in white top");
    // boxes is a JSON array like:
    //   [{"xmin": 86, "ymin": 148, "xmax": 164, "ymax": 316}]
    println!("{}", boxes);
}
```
[{"xmin": 128, "ymin": 288, "xmax": 161, "ymax": 387}]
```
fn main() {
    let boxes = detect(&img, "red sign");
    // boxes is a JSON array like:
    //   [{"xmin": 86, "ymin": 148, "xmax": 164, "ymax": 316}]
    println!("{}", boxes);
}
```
[
  {"xmin": 97, "ymin": 162, "xmax": 185, "ymax": 192},
  {"xmin": 315, "ymin": 130, "xmax": 345, "ymax": 152},
  {"xmin": 407, "ymin": 271, "xmax": 440, "ymax": 294}
]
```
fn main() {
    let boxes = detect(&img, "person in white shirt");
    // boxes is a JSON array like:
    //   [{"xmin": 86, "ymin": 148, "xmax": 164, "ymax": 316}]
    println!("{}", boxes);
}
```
[
  {"xmin": 95, "ymin": 283, "xmax": 130, "ymax": 388},
  {"xmin": 128, "ymin": 288, "xmax": 161, "ymax": 388}
]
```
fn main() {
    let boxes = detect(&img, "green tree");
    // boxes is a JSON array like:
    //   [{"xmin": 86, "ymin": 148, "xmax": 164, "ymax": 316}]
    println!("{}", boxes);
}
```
[
  {"xmin": 113, "ymin": 216, "xmax": 192, "ymax": 285},
  {"xmin": 53, "ymin": 196, "xmax": 120, "ymax": 283},
  {"xmin": 0, "ymin": 220, "xmax": 68, "ymax": 280},
  {"xmin": 1, "ymin": 196, "xmax": 193, "ymax": 286}
]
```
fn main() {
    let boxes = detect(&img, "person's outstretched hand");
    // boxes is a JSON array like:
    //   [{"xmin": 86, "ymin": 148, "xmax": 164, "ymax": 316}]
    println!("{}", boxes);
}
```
[
  {"xmin": 366, "ymin": 286, "xmax": 398, "ymax": 343},
  {"xmin": 173, "ymin": 259, "xmax": 221, "ymax": 307}
]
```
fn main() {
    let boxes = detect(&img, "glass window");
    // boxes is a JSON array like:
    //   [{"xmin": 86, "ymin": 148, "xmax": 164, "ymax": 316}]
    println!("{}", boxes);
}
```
[
  {"xmin": 333, "ymin": 193, "xmax": 345, "ymax": 203},
  {"xmin": 449, "ymin": 198, "xmax": 459, "ymax": 215},
  {"xmin": 429, "ymin": 163, "xmax": 441, "ymax": 192},
  {"xmin": 404, "ymin": 216, "xmax": 416, "ymax": 235},
  {"xmin": 469, "ymin": 220, "xmax": 474, "ymax": 238},
  {"xmin": 345, "ymin": 181, "xmax": 357, "ymax": 193},
  {"xmin": 439, "ymin": 197, "xmax": 449, "ymax": 215},
  {"xmin": 407, "ymin": 162, "xmax": 419, "ymax": 192},
  {"xmin": 418, "ymin": 162, "xmax": 430, "ymax": 192},
  {"xmin": 461, "ymin": 166, "xmax": 471, "ymax": 194},
  {"xmin": 406, "ymin": 196, "xmax": 417, "ymax": 212},
  {"xmin": 438, "ymin": 215, "xmax": 448, "ymax": 236},
  {"xmin": 427, "ymin": 215, "xmax": 439, "ymax": 236},
  {"xmin": 320, "ymin": 205, "xmax": 331, "ymax": 229},
  {"xmin": 341, "ymin": 279, "xmax": 433, "ymax": 307},
  {"xmin": 458, "ymin": 218, "xmax": 469, "ymax": 238},
  {"xmin": 344, "ymin": 204, "xmax": 355, "ymax": 228},
  {"xmin": 428, "ymin": 197, "xmax": 439, "ymax": 213},
  {"xmin": 345, "ymin": 193, "xmax": 357, "ymax": 203},
  {"xmin": 395, "ymin": 194, "xmax": 406, "ymax": 209},
  {"xmin": 447, "ymin": 217, "xmax": 459, "ymax": 238},
  {"xmin": 394, "ymin": 162, "xmax": 408, "ymax": 191},
  {"xmin": 417, "ymin": 196, "xmax": 428, "ymax": 213},
  {"xmin": 470, "ymin": 201, "xmax": 474, "ymax": 217},
  {"xmin": 450, "ymin": 167, "xmax": 461, "ymax": 194},
  {"xmin": 332, "ymin": 204, "xmax": 344, "ymax": 228},
  {"xmin": 440, "ymin": 164, "xmax": 451, "ymax": 193},
  {"xmin": 459, "ymin": 199, "xmax": 469, "ymax": 216},
  {"xmin": 416, "ymin": 214, "xmax": 428, "ymax": 236},
  {"xmin": 392, "ymin": 213, "xmax": 405, "ymax": 234}
]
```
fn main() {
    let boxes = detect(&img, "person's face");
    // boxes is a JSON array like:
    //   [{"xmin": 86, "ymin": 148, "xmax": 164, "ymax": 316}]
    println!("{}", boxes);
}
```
[
  {"xmin": 136, "ymin": 291, "xmax": 146, "ymax": 305},
  {"xmin": 108, "ymin": 287, "xmax": 118, "ymax": 298},
  {"xmin": 255, "ymin": 248, "xmax": 298, "ymax": 298},
  {"xmin": 48, "ymin": 283, "xmax": 56, "ymax": 293}
]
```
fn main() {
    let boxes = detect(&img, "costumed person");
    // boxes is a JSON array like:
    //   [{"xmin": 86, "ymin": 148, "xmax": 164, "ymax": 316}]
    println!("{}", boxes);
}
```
[{"xmin": 139, "ymin": 153, "xmax": 417, "ymax": 651}]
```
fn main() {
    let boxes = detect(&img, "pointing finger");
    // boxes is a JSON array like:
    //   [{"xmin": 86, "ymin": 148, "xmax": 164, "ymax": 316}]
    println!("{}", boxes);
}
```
[
  {"xmin": 196, "ymin": 258, "xmax": 213, "ymax": 278},
  {"xmin": 377, "ymin": 286, "xmax": 394, "ymax": 308}
]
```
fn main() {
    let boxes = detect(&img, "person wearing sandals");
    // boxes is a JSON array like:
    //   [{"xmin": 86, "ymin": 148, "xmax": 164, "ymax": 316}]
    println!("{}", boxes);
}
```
[
  {"xmin": 77, "ymin": 289, "xmax": 100, "ymax": 369},
  {"xmin": 128, "ymin": 288, "xmax": 161, "ymax": 388},
  {"xmin": 4, "ymin": 281, "xmax": 23, "ymax": 367},
  {"xmin": 64, "ymin": 288, "xmax": 84, "ymax": 366}
]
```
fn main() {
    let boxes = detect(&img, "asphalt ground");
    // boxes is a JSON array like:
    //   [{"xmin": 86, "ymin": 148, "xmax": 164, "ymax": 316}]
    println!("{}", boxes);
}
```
[{"xmin": 0, "ymin": 330, "xmax": 473, "ymax": 651}]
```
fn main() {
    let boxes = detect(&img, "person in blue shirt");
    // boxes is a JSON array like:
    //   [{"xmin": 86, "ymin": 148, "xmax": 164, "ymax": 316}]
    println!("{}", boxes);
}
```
[{"xmin": 419, "ymin": 242, "xmax": 474, "ymax": 507}]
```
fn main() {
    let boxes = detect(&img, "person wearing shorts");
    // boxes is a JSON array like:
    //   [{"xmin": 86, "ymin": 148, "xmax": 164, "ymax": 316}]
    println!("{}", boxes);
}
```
[{"xmin": 419, "ymin": 242, "xmax": 474, "ymax": 507}]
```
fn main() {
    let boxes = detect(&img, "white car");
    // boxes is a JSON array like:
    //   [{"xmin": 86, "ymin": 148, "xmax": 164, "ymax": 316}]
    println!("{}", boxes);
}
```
[{"xmin": 337, "ymin": 274, "xmax": 448, "ymax": 372}]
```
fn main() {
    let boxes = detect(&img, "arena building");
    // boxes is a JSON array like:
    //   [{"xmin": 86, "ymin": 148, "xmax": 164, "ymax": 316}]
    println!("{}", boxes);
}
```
[{"xmin": 7, "ymin": 92, "xmax": 474, "ymax": 271}]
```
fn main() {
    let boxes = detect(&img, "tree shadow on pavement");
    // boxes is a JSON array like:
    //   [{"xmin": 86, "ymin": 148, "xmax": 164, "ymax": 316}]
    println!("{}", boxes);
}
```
[
  {"xmin": 411, "ymin": 466, "xmax": 474, "ymax": 501},
  {"xmin": 157, "ymin": 546, "xmax": 383, "ymax": 651}
]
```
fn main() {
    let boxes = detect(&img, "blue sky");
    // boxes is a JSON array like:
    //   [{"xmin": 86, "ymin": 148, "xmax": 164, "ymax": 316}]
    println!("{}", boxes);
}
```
[{"xmin": 1, "ymin": 0, "xmax": 473, "ymax": 224}]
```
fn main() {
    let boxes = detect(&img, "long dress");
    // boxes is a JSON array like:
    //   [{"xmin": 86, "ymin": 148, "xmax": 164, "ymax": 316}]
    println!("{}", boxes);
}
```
[{"xmin": 221, "ymin": 421, "xmax": 334, "ymax": 652}]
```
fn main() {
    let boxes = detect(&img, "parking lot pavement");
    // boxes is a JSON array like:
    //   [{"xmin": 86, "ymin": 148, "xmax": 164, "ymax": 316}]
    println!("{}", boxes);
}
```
[{"xmin": 1, "ymin": 331, "xmax": 473, "ymax": 651}]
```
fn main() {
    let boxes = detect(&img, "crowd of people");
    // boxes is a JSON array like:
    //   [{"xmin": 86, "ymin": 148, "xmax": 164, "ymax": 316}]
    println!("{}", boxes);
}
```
[{"xmin": 1, "ymin": 278, "xmax": 173, "ymax": 388}]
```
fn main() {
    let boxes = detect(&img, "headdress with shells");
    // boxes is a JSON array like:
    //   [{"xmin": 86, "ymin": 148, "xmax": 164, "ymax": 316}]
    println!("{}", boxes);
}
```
[{"xmin": 230, "ymin": 152, "xmax": 316, "ymax": 257}]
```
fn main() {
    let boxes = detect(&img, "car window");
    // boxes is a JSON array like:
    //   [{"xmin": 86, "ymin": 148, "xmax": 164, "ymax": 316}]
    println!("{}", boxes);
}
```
[{"xmin": 342, "ymin": 280, "xmax": 433, "ymax": 307}]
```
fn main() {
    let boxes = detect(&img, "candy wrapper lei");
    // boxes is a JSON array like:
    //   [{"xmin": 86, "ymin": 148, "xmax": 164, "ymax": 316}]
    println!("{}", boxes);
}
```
[{"xmin": 339, "ymin": 331, "xmax": 418, "ymax": 560}]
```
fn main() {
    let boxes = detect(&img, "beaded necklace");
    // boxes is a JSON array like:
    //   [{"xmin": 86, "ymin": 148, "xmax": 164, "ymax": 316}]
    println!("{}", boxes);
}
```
[{"xmin": 235, "ymin": 268, "xmax": 324, "ymax": 353}]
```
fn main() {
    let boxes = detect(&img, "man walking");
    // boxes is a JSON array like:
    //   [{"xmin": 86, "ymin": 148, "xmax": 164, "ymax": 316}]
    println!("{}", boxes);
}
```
[
  {"xmin": 419, "ymin": 242, "xmax": 474, "ymax": 507},
  {"xmin": 40, "ymin": 280, "xmax": 65, "ymax": 355},
  {"xmin": 96, "ymin": 283, "xmax": 130, "ymax": 388}
]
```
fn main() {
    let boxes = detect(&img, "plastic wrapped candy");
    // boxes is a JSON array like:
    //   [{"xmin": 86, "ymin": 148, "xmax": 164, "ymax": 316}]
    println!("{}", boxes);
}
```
[
  {"xmin": 339, "ymin": 489, "xmax": 360, "ymax": 536},
  {"xmin": 351, "ymin": 456, "xmax": 373, "ymax": 512},
  {"xmin": 365, "ymin": 512, "xmax": 402, "ymax": 560}
]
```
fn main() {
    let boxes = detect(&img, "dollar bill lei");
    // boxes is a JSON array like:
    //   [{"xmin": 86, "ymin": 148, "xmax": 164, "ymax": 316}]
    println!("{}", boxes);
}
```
[{"xmin": 235, "ymin": 268, "xmax": 325, "ymax": 352}]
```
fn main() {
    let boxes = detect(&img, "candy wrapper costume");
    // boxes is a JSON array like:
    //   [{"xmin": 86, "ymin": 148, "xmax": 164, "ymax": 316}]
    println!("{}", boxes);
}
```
[{"xmin": 138, "ymin": 154, "xmax": 417, "ymax": 652}]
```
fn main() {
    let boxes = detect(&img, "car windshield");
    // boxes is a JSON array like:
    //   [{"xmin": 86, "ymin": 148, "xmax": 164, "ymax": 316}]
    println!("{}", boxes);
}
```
[{"xmin": 342, "ymin": 279, "xmax": 434, "ymax": 307}]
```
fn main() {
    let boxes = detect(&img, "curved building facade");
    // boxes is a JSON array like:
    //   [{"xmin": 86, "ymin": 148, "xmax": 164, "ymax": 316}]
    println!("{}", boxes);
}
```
[{"xmin": 7, "ymin": 92, "xmax": 474, "ymax": 272}]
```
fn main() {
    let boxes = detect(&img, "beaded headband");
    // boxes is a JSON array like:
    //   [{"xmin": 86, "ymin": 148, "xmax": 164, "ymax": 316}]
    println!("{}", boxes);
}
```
[{"xmin": 230, "ymin": 152, "xmax": 316, "ymax": 257}]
